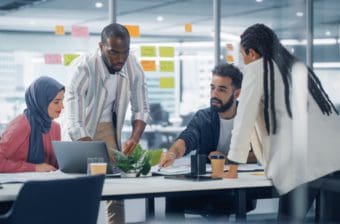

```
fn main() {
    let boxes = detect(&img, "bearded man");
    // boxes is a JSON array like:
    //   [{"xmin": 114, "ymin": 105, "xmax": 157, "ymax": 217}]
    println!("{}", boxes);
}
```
[{"xmin": 159, "ymin": 63, "xmax": 256, "ymax": 221}]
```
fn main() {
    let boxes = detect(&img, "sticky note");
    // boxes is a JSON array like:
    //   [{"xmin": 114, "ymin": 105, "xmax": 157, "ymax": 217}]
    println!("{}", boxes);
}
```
[
  {"xmin": 251, "ymin": 172, "xmax": 265, "ymax": 176},
  {"xmin": 71, "ymin": 25, "xmax": 89, "ymax": 38},
  {"xmin": 160, "ymin": 77, "xmax": 175, "ymax": 89},
  {"xmin": 140, "ymin": 46, "xmax": 156, "ymax": 57},
  {"xmin": 159, "ymin": 47, "xmax": 174, "ymax": 57},
  {"xmin": 226, "ymin": 43, "xmax": 234, "ymax": 51},
  {"xmin": 55, "ymin": 25, "xmax": 65, "ymax": 36},
  {"xmin": 44, "ymin": 54, "xmax": 62, "ymax": 64},
  {"xmin": 159, "ymin": 61, "xmax": 174, "ymax": 72},
  {"xmin": 125, "ymin": 25, "xmax": 140, "ymax": 38},
  {"xmin": 140, "ymin": 60, "xmax": 156, "ymax": 71},
  {"xmin": 63, "ymin": 54, "xmax": 80, "ymax": 66},
  {"xmin": 226, "ymin": 55, "xmax": 234, "ymax": 63},
  {"xmin": 185, "ymin": 23, "xmax": 192, "ymax": 33}
]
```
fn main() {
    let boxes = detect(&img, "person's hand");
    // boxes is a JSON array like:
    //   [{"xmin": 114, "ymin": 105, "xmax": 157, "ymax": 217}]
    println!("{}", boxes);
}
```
[
  {"xmin": 123, "ymin": 138, "xmax": 138, "ymax": 155},
  {"xmin": 158, "ymin": 151, "xmax": 177, "ymax": 168},
  {"xmin": 35, "ymin": 163, "xmax": 57, "ymax": 172},
  {"xmin": 78, "ymin": 136, "xmax": 92, "ymax": 141},
  {"xmin": 222, "ymin": 165, "xmax": 238, "ymax": 179}
]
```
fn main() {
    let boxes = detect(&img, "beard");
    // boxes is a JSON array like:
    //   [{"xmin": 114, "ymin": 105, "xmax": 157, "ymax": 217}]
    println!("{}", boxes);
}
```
[
  {"xmin": 102, "ymin": 55, "xmax": 122, "ymax": 74},
  {"xmin": 210, "ymin": 95, "xmax": 234, "ymax": 113}
]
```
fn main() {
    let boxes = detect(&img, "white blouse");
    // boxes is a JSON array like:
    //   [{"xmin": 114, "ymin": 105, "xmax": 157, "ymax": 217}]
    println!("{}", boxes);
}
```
[{"xmin": 228, "ymin": 58, "xmax": 340, "ymax": 195}]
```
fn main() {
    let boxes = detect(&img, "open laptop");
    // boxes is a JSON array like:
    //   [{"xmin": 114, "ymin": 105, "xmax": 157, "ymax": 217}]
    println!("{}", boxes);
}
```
[{"xmin": 52, "ymin": 141, "xmax": 120, "ymax": 176}]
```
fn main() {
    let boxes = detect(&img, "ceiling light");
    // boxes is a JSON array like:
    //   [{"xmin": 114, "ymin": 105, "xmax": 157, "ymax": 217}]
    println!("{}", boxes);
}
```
[
  {"xmin": 314, "ymin": 62, "xmax": 340, "ymax": 68},
  {"xmin": 156, "ymin": 16, "xmax": 164, "ymax": 22},
  {"xmin": 296, "ymin": 11, "xmax": 304, "ymax": 17},
  {"xmin": 95, "ymin": 2, "xmax": 103, "ymax": 8},
  {"xmin": 29, "ymin": 20, "xmax": 36, "ymax": 25},
  {"xmin": 325, "ymin": 30, "xmax": 331, "ymax": 36},
  {"xmin": 281, "ymin": 38, "xmax": 337, "ymax": 45},
  {"xmin": 256, "ymin": 0, "xmax": 263, "ymax": 2}
]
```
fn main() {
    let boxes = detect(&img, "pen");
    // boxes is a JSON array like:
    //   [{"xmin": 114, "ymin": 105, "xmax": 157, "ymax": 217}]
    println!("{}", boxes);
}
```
[{"xmin": 158, "ymin": 148, "xmax": 167, "ymax": 172}]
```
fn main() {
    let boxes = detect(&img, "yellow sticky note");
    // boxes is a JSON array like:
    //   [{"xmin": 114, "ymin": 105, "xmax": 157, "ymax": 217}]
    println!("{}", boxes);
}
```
[
  {"xmin": 124, "ymin": 25, "xmax": 140, "ymax": 38},
  {"xmin": 159, "ymin": 61, "xmax": 174, "ymax": 72},
  {"xmin": 185, "ymin": 23, "xmax": 192, "ymax": 33},
  {"xmin": 160, "ymin": 77, "xmax": 175, "ymax": 89},
  {"xmin": 140, "ymin": 60, "xmax": 156, "ymax": 71},
  {"xmin": 55, "ymin": 25, "xmax": 65, "ymax": 35},
  {"xmin": 159, "ymin": 47, "xmax": 174, "ymax": 57},
  {"xmin": 63, "ymin": 54, "xmax": 80, "ymax": 66},
  {"xmin": 141, "ymin": 46, "xmax": 156, "ymax": 57}
]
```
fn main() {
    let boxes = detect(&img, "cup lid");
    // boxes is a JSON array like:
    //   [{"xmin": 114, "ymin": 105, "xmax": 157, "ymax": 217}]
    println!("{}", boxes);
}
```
[{"xmin": 209, "ymin": 154, "xmax": 225, "ymax": 159}]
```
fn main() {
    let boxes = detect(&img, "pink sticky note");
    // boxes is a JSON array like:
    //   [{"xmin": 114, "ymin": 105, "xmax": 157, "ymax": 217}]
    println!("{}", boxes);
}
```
[
  {"xmin": 71, "ymin": 25, "xmax": 89, "ymax": 38},
  {"xmin": 44, "ymin": 54, "xmax": 62, "ymax": 64}
]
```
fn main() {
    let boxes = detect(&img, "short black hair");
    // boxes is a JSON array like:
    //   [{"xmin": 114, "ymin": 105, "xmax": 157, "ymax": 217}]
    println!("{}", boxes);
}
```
[
  {"xmin": 212, "ymin": 63, "xmax": 243, "ymax": 89},
  {"xmin": 101, "ymin": 23, "xmax": 130, "ymax": 45}
]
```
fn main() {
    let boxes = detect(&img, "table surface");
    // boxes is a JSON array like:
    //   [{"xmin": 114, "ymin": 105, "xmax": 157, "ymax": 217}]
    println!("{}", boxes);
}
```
[{"xmin": 0, "ymin": 172, "xmax": 272, "ymax": 202}]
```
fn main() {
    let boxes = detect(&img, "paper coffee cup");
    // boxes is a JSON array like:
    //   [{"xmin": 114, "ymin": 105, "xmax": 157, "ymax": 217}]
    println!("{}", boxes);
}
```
[{"xmin": 89, "ymin": 162, "xmax": 107, "ymax": 175}]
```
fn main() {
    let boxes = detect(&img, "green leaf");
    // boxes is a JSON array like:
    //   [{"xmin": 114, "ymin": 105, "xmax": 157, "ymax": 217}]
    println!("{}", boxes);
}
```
[
  {"xmin": 148, "ymin": 149, "xmax": 164, "ymax": 166},
  {"xmin": 112, "ymin": 144, "xmax": 153, "ymax": 176}
]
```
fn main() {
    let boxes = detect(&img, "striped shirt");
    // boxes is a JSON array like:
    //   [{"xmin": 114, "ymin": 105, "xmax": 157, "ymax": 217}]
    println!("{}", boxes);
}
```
[{"xmin": 61, "ymin": 49, "xmax": 149, "ymax": 149}]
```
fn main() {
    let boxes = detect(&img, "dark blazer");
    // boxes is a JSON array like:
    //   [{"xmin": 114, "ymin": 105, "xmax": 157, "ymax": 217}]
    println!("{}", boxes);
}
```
[{"xmin": 178, "ymin": 108, "xmax": 220, "ymax": 156}]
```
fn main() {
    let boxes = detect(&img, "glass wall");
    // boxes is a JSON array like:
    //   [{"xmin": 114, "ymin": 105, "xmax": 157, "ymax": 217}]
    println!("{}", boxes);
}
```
[{"xmin": 0, "ymin": 0, "xmax": 339, "ymax": 132}]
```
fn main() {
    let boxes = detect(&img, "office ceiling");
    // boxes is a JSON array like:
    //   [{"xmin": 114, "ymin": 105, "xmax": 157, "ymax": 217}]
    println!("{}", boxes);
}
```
[{"xmin": 0, "ymin": 0, "xmax": 340, "ymax": 42}]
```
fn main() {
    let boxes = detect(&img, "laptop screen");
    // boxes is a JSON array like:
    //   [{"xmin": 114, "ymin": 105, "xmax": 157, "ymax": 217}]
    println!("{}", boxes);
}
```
[{"xmin": 52, "ymin": 141, "xmax": 117, "ymax": 174}]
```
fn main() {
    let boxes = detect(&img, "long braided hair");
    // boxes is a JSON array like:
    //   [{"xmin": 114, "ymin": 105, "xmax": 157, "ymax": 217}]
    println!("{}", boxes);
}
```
[{"xmin": 240, "ymin": 24, "xmax": 338, "ymax": 135}]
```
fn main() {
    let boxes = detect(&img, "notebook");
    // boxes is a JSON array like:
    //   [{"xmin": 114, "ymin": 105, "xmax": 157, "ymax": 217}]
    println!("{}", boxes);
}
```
[{"xmin": 52, "ymin": 141, "xmax": 120, "ymax": 176}]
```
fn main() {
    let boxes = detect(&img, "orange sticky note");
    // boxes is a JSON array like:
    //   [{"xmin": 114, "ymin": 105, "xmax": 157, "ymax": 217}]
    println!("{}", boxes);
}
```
[
  {"xmin": 226, "ymin": 55, "xmax": 234, "ymax": 63},
  {"xmin": 140, "ymin": 60, "xmax": 156, "ymax": 71},
  {"xmin": 55, "ymin": 25, "xmax": 65, "ymax": 36},
  {"xmin": 185, "ymin": 23, "xmax": 192, "ymax": 33},
  {"xmin": 125, "ymin": 25, "xmax": 140, "ymax": 38}
]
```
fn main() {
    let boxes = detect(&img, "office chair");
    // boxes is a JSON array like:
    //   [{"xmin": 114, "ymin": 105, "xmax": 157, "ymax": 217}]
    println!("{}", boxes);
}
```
[{"xmin": 0, "ymin": 174, "xmax": 105, "ymax": 224}]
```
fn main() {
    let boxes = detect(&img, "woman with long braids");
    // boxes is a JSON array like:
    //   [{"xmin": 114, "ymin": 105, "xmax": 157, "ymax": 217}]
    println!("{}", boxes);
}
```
[{"xmin": 226, "ymin": 24, "xmax": 340, "ymax": 222}]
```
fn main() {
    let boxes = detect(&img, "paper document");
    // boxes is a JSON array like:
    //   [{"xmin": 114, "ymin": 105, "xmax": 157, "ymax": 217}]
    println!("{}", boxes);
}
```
[
  {"xmin": 151, "ymin": 165, "xmax": 190, "ymax": 175},
  {"xmin": 153, "ymin": 155, "xmax": 264, "ymax": 175},
  {"xmin": 0, "ymin": 170, "xmax": 80, "ymax": 184}
]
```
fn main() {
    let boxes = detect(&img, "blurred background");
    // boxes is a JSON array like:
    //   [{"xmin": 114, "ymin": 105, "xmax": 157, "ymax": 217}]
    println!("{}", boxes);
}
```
[{"xmin": 0, "ymin": 0, "xmax": 339, "ymax": 147}]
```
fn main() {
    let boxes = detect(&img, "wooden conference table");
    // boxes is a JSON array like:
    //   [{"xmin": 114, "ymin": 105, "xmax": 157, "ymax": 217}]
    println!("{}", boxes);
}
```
[{"xmin": 0, "ymin": 171, "xmax": 276, "ymax": 221}]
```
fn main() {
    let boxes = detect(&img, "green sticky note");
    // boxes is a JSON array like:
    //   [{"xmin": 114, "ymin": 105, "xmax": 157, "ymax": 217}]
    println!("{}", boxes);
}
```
[
  {"xmin": 160, "ymin": 77, "xmax": 175, "ymax": 89},
  {"xmin": 159, "ymin": 47, "xmax": 174, "ymax": 57},
  {"xmin": 63, "ymin": 54, "xmax": 80, "ymax": 66},
  {"xmin": 141, "ymin": 46, "xmax": 156, "ymax": 57},
  {"xmin": 159, "ymin": 61, "xmax": 174, "ymax": 72}
]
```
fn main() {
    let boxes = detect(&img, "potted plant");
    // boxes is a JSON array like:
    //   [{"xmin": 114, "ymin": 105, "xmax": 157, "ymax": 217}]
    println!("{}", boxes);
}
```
[{"xmin": 112, "ymin": 145, "xmax": 153, "ymax": 177}]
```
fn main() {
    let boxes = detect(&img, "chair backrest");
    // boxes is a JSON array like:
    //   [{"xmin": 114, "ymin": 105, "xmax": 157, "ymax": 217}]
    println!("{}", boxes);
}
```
[{"xmin": 6, "ymin": 175, "xmax": 105, "ymax": 224}]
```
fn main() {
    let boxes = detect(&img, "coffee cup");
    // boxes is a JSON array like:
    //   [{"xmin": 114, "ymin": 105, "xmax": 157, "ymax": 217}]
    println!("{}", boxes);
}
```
[
  {"xmin": 209, "ymin": 154, "xmax": 226, "ymax": 177},
  {"xmin": 87, "ymin": 157, "xmax": 107, "ymax": 175}
]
